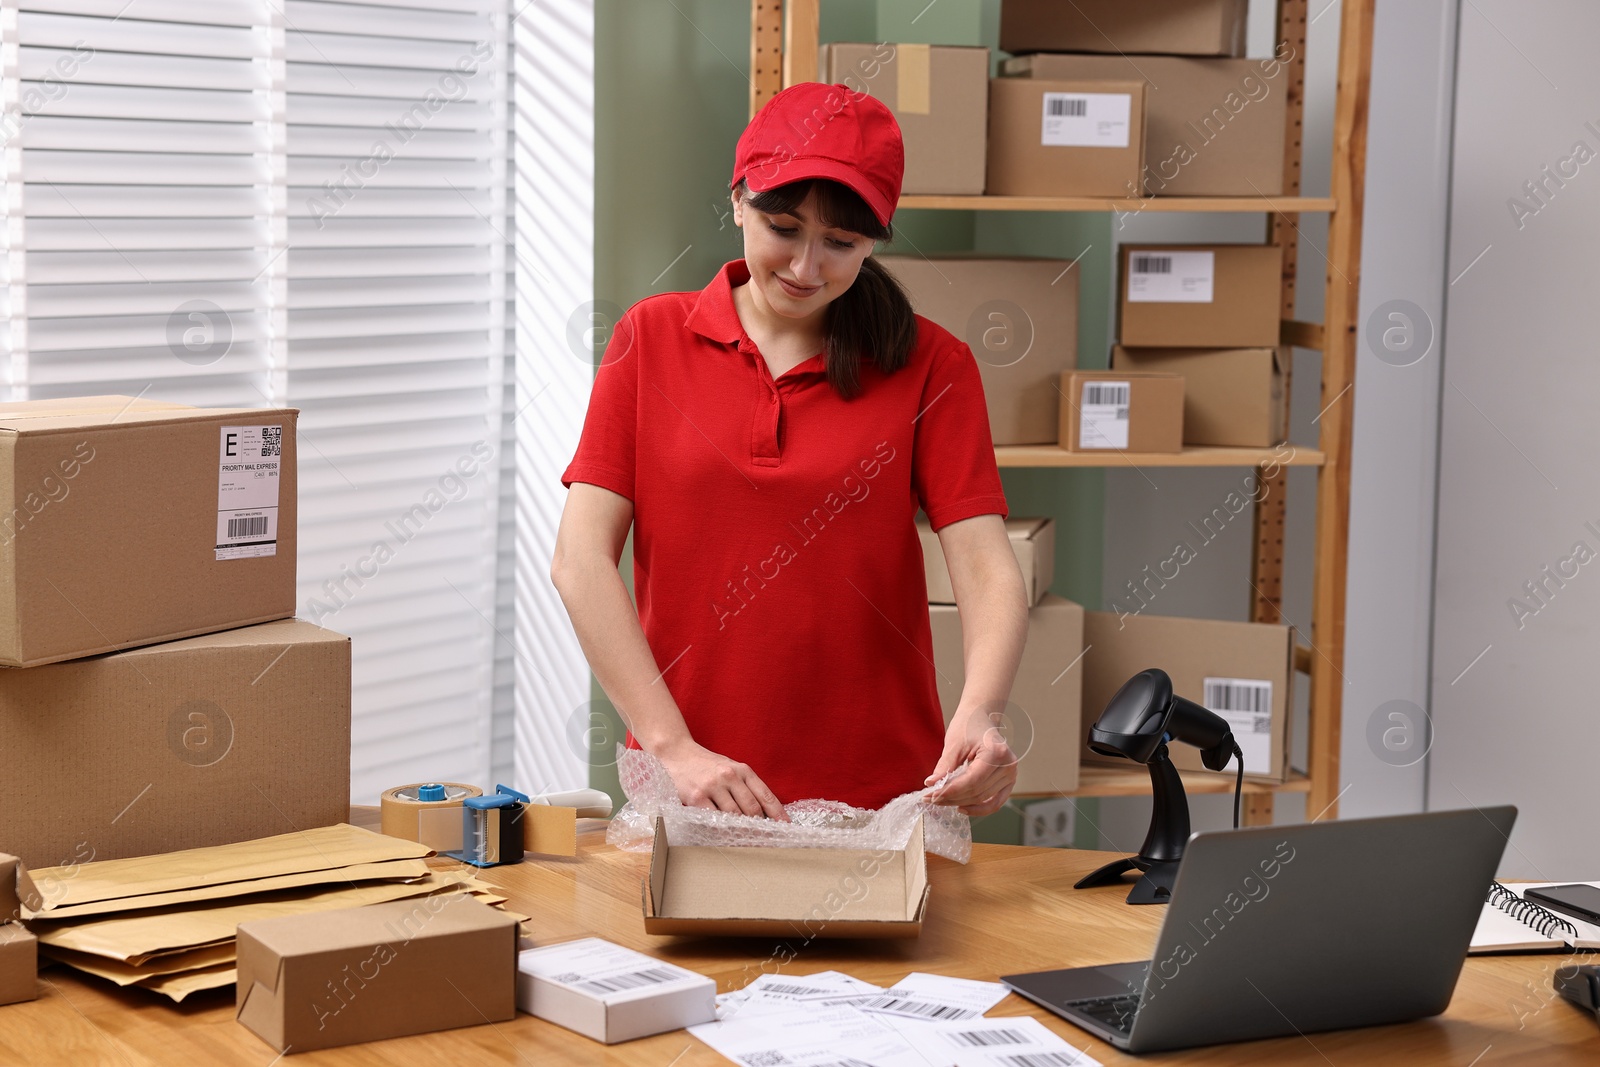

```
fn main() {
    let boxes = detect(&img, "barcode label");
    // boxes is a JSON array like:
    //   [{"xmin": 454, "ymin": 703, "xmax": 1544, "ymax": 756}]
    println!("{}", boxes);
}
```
[
  {"xmin": 1204, "ymin": 678, "xmax": 1272, "ymax": 715},
  {"xmin": 1083, "ymin": 383, "xmax": 1130, "ymax": 407},
  {"xmin": 574, "ymin": 966, "xmax": 683, "ymax": 995},
  {"xmin": 952, "ymin": 1027, "xmax": 1031, "ymax": 1047},
  {"xmin": 859, "ymin": 994, "xmax": 978, "ymax": 1020},
  {"xmin": 217, "ymin": 424, "xmax": 281, "ymax": 560},
  {"xmin": 1040, "ymin": 91, "xmax": 1131, "ymax": 148},
  {"xmin": 758, "ymin": 982, "xmax": 832, "ymax": 997},
  {"xmin": 1127, "ymin": 250, "xmax": 1215, "ymax": 303},
  {"xmin": 227, "ymin": 516, "xmax": 269, "ymax": 539},
  {"xmin": 1001, "ymin": 1054, "xmax": 1084, "ymax": 1067},
  {"xmin": 1078, "ymin": 380, "xmax": 1131, "ymax": 450},
  {"xmin": 1204, "ymin": 677, "xmax": 1275, "ymax": 775}
]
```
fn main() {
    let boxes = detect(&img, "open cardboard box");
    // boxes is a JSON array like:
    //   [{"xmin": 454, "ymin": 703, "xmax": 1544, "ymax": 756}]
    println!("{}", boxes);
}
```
[{"xmin": 642, "ymin": 817, "xmax": 929, "ymax": 939}]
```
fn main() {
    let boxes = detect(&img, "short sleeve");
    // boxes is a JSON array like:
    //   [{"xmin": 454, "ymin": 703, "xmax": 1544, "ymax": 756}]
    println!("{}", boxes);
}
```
[
  {"xmin": 560, "ymin": 306, "xmax": 640, "ymax": 501},
  {"xmin": 912, "ymin": 340, "xmax": 1009, "ymax": 530}
]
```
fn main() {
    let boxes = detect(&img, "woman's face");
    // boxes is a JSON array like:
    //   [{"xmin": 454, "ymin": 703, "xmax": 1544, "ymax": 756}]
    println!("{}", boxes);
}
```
[{"xmin": 731, "ymin": 186, "xmax": 874, "ymax": 323}]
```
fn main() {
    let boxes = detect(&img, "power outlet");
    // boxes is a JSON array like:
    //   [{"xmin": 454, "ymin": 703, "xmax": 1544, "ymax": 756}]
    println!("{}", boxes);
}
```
[{"xmin": 1022, "ymin": 797, "xmax": 1077, "ymax": 849}]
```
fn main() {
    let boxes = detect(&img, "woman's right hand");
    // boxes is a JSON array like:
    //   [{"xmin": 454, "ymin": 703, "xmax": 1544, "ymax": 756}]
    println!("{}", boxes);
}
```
[{"xmin": 655, "ymin": 740, "xmax": 790, "ymax": 821}]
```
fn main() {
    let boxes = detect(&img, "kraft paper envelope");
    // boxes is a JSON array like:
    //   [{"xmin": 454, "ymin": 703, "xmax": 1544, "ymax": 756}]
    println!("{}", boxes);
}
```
[
  {"xmin": 29, "ymin": 825, "xmax": 431, "ymax": 911},
  {"xmin": 139, "ymin": 963, "xmax": 238, "ymax": 1002},
  {"xmin": 26, "ymin": 858, "xmax": 430, "ymax": 921},
  {"xmin": 33, "ymin": 874, "xmax": 477, "ymax": 963},
  {"xmin": 41, "ymin": 942, "xmax": 238, "ymax": 987}
]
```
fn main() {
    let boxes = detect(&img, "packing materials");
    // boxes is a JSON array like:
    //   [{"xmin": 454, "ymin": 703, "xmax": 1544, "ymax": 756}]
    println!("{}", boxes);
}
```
[
  {"xmin": 1112, "ymin": 344, "xmax": 1288, "ymax": 447},
  {"xmin": 0, "ymin": 618, "xmax": 351, "ymax": 871},
  {"xmin": 379, "ymin": 783, "xmax": 609, "ymax": 858},
  {"xmin": 643, "ymin": 817, "xmax": 930, "ymax": 938},
  {"xmin": 517, "ymin": 937, "xmax": 717, "ymax": 1043},
  {"xmin": 918, "ymin": 516, "xmax": 1055, "ymax": 605},
  {"xmin": 606, "ymin": 748, "xmax": 971, "ymax": 862},
  {"xmin": 1081, "ymin": 611, "xmax": 1296, "ymax": 780},
  {"xmin": 236, "ymin": 895, "xmax": 518, "ymax": 1053},
  {"xmin": 25, "ymin": 825, "xmax": 428, "ymax": 915},
  {"xmin": 1000, "ymin": 0, "xmax": 1248, "ymax": 57},
  {"xmin": 929, "ymin": 594, "xmax": 1085, "ymax": 794},
  {"xmin": 0, "ymin": 395, "xmax": 297, "ymax": 667},
  {"xmin": 1119, "ymin": 244, "xmax": 1283, "ymax": 348},
  {"xmin": 879, "ymin": 254, "xmax": 1078, "ymax": 445},
  {"xmin": 821, "ymin": 43, "xmax": 988, "ymax": 196},
  {"xmin": 1001, "ymin": 53, "xmax": 1288, "ymax": 197},
  {"xmin": 22, "ymin": 824, "xmax": 519, "ymax": 1003},
  {"xmin": 0, "ymin": 854, "xmax": 37, "ymax": 1006},
  {"xmin": 987, "ymin": 77, "xmax": 1146, "ymax": 198},
  {"xmin": 1059, "ymin": 371, "xmax": 1185, "ymax": 453}
]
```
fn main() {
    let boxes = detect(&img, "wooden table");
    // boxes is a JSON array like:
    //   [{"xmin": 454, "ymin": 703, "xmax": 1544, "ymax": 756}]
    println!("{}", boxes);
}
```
[{"xmin": 3, "ymin": 824, "xmax": 1598, "ymax": 1065}]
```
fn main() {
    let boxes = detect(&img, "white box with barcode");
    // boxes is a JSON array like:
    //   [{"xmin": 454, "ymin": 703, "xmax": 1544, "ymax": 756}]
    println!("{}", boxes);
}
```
[{"xmin": 516, "ymin": 937, "xmax": 716, "ymax": 1044}]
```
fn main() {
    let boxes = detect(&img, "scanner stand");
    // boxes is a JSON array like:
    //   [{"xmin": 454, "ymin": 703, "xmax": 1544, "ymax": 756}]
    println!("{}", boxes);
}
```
[{"xmin": 1074, "ymin": 743, "xmax": 1189, "ymax": 906}]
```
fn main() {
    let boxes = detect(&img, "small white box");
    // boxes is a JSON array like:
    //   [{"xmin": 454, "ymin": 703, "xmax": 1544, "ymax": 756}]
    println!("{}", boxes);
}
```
[{"xmin": 516, "ymin": 937, "xmax": 716, "ymax": 1044}]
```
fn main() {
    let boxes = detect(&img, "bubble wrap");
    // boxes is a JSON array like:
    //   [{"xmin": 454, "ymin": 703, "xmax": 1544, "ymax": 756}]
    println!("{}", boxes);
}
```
[{"xmin": 605, "ymin": 746, "xmax": 972, "ymax": 863}]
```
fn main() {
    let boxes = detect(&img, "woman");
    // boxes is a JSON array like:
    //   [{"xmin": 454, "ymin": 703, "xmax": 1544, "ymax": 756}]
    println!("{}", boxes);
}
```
[{"xmin": 551, "ymin": 82, "xmax": 1028, "ymax": 819}]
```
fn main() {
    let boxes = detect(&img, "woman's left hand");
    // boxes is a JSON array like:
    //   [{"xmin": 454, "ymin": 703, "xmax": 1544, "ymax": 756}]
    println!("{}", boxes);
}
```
[{"xmin": 923, "ymin": 704, "xmax": 1018, "ymax": 817}]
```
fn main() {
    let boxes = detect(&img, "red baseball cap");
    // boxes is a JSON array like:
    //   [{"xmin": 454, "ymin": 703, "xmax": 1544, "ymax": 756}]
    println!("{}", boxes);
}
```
[{"xmin": 730, "ymin": 82, "xmax": 904, "ymax": 229}]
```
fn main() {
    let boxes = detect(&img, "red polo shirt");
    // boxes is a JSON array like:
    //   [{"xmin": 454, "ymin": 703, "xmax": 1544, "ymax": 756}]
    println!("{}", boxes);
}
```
[{"xmin": 561, "ymin": 259, "xmax": 1008, "ymax": 809}]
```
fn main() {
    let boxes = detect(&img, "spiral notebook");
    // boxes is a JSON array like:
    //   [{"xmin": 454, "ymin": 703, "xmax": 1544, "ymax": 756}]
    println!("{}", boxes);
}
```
[{"xmin": 1470, "ymin": 881, "xmax": 1600, "ymax": 954}]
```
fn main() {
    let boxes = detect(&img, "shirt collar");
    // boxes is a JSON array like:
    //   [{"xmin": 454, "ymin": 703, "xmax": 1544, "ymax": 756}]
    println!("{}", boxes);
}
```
[{"xmin": 684, "ymin": 258, "xmax": 751, "ymax": 346}]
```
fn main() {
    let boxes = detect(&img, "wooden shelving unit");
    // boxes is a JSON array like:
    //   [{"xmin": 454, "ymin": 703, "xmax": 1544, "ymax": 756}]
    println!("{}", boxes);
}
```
[{"xmin": 751, "ymin": 0, "xmax": 1374, "ymax": 827}]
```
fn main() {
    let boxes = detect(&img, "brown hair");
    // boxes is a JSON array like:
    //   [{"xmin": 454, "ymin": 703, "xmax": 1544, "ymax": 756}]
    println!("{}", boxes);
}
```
[{"xmin": 736, "ymin": 177, "xmax": 917, "ymax": 400}]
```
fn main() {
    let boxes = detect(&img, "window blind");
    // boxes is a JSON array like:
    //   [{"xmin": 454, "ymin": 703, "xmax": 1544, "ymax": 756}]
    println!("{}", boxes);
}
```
[{"xmin": 5, "ymin": 0, "xmax": 516, "ymax": 803}]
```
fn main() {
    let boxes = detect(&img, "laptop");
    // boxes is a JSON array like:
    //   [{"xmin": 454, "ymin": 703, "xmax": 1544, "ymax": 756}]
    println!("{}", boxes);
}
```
[{"xmin": 1002, "ymin": 806, "xmax": 1516, "ymax": 1054}]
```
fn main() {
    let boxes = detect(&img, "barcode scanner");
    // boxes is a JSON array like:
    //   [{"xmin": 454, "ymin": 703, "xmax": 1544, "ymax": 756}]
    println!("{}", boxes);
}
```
[{"xmin": 1075, "ymin": 668, "xmax": 1247, "ymax": 905}]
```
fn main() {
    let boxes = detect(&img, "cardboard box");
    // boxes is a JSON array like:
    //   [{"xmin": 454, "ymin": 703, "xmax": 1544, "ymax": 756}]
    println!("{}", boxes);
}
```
[
  {"xmin": 879, "ymin": 254, "xmax": 1077, "ymax": 445},
  {"xmin": 517, "ymin": 937, "xmax": 716, "ymax": 1043},
  {"xmin": 0, "ymin": 619, "xmax": 351, "ymax": 870},
  {"xmin": 1001, "ymin": 54, "xmax": 1287, "ymax": 197},
  {"xmin": 918, "ymin": 516, "xmax": 1055, "ymax": 605},
  {"xmin": 643, "ymin": 817, "xmax": 929, "ymax": 938},
  {"xmin": 1119, "ymin": 244, "xmax": 1282, "ymax": 348},
  {"xmin": 0, "ymin": 396, "xmax": 297, "ymax": 667},
  {"xmin": 1081, "ymin": 612, "xmax": 1295, "ymax": 781},
  {"xmin": 987, "ymin": 77, "xmax": 1146, "ymax": 198},
  {"xmin": 1112, "ymin": 345, "xmax": 1287, "ymax": 447},
  {"xmin": 822, "ymin": 43, "xmax": 988, "ymax": 196},
  {"xmin": 930, "ymin": 594, "xmax": 1084, "ymax": 794},
  {"xmin": 0, "ymin": 923, "xmax": 36, "ymax": 1007},
  {"xmin": 1059, "ymin": 371, "xmax": 1185, "ymax": 454},
  {"xmin": 236, "ymin": 895, "xmax": 517, "ymax": 1054},
  {"xmin": 1000, "ymin": 0, "xmax": 1248, "ymax": 58},
  {"xmin": 0, "ymin": 854, "xmax": 36, "ymax": 923}
]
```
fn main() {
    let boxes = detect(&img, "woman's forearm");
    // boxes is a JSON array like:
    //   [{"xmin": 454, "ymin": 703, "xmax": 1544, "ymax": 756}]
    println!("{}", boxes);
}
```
[
  {"xmin": 952, "ymin": 553, "xmax": 1029, "ymax": 723},
  {"xmin": 551, "ymin": 552, "xmax": 696, "ymax": 757}
]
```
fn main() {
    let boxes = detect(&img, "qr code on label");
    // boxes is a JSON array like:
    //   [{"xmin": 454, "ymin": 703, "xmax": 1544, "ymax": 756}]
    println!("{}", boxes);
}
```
[
  {"xmin": 746, "ymin": 1052, "xmax": 788, "ymax": 1066},
  {"xmin": 261, "ymin": 426, "xmax": 282, "ymax": 457}
]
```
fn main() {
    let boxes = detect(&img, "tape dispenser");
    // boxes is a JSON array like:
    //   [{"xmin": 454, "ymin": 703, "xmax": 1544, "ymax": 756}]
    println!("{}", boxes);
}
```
[{"xmin": 446, "ymin": 784, "xmax": 529, "ymax": 868}]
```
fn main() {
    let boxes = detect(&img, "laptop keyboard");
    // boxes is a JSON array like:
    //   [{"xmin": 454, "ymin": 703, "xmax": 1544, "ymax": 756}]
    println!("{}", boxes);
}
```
[{"xmin": 1066, "ymin": 993, "xmax": 1142, "ymax": 1036}]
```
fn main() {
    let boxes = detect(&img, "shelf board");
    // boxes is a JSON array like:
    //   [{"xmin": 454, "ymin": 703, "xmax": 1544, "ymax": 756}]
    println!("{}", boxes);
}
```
[
  {"xmin": 898, "ymin": 194, "xmax": 1336, "ymax": 214},
  {"xmin": 995, "ymin": 444, "xmax": 1324, "ymax": 468},
  {"xmin": 1015, "ymin": 765, "xmax": 1312, "ymax": 800}
]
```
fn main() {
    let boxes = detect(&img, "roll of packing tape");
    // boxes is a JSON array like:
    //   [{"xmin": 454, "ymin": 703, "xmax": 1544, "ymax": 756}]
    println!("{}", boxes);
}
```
[{"xmin": 380, "ymin": 782, "xmax": 482, "ymax": 849}]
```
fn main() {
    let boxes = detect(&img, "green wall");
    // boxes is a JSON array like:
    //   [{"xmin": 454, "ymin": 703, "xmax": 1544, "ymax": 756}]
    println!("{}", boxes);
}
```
[{"xmin": 589, "ymin": 0, "xmax": 1104, "ymax": 847}]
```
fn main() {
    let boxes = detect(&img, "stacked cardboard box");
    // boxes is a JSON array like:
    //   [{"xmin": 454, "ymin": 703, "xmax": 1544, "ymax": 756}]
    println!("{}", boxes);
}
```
[
  {"xmin": 0, "ymin": 855, "xmax": 37, "ymax": 1005},
  {"xmin": 916, "ymin": 516, "xmax": 1085, "ymax": 793},
  {"xmin": 1108, "ymin": 245, "xmax": 1288, "ymax": 445},
  {"xmin": 880, "ymin": 254, "xmax": 1079, "ymax": 445},
  {"xmin": 0, "ymin": 396, "xmax": 352, "ymax": 868},
  {"xmin": 822, "ymin": 43, "xmax": 989, "ymax": 195}
]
